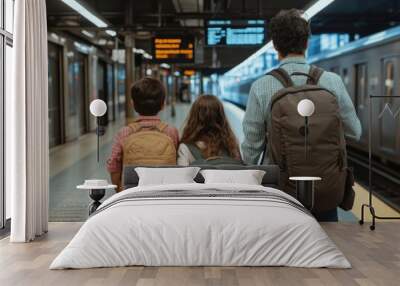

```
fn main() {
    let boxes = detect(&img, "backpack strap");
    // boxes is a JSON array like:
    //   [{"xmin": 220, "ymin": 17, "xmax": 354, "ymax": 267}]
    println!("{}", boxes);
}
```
[
  {"xmin": 128, "ymin": 122, "xmax": 143, "ymax": 133},
  {"xmin": 186, "ymin": 144, "xmax": 205, "ymax": 160},
  {"xmin": 155, "ymin": 122, "xmax": 168, "ymax": 132},
  {"xmin": 128, "ymin": 121, "xmax": 168, "ymax": 133},
  {"xmin": 290, "ymin": 66, "xmax": 324, "ymax": 85},
  {"xmin": 268, "ymin": 68, "xmax": 294, "ymax": 88},
  {"xmin": 307, "ymin": 65, "xmax": 324, "ymax": 85}
]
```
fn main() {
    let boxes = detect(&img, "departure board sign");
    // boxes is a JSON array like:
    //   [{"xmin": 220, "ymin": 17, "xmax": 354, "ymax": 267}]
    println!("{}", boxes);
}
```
[
  {"xmin": 152, "ymin": 36, "xmax": 195, "ymax": 63},
  {"xmin": 206, "ymin": 19, "xmax": 266, "ymax": 46}
]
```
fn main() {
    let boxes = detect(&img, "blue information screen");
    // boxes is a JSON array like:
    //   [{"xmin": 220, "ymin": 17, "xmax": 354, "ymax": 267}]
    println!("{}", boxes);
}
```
[{"xmin": 206, "ymin": 19, "xmax": 266, "ymax": 46}]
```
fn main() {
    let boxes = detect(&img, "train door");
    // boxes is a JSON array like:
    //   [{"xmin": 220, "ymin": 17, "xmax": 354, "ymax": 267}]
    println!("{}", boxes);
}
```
[
  {"xmin": 48, "ymin": 42, "xmax": 63, "ymax": 148},
  {"xmin": 107, "ymin": 63, "xmax": 115, "ymax": 122},
  {"xmin": 354, "ymin": 63, "xmax": 368, "ymax": 144},
  {"xmin": 76, "ymin": 53, "xmax": 87, "ymax": 136},
  {"xmin": 117, "ymin": 64, "xmax": 126, "ymax": 117},
  {"xmin": 65, "ymin": 52, "xmax": 87, "ymax": 141},
  {"xmin": 97, "ymin": 60, "xmax": 108, "ymax": 126},
  {"xmin": 341, "ymin": 68, "xmax": 350, "ymax": 87},
  {"xmin": 380, "ymin": 57, "xmax": 400, "ymax": 154}
]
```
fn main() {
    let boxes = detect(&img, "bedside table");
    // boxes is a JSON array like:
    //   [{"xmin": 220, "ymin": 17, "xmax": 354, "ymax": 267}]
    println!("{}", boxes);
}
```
[
  {"xmin": 289, "ymin": 176, "xmax": 321, "ymax": 210},
  {"xmin": 77, "ymin": 180, "xmax": 117, "ymax": 215}
]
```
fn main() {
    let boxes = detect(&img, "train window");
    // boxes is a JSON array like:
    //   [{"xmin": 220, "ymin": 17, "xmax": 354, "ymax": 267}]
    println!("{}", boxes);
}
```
[
  {"xmin": 330, "ymin": 66, "xmax": 340, "ymax": 74},
  {"xmin": 380, "ymin": 59, "xmax": 398, "ymax": 152},
  {"xmin": 384, "ymin": 61, "xmax": 394, "ymax": 98},
  {"xmin": 354, "ymin": 63, "xmax": 368, "ymax": 111},
  {"xmin": 342, "ymin": 68, "xmax": 349, "ymax": 86}
]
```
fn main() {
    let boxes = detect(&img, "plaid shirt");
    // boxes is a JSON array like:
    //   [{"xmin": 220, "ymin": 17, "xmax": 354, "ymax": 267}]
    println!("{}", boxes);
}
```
[{"xmin": 106, "ymin": 116, "xmax": 179, "ymax": 173}]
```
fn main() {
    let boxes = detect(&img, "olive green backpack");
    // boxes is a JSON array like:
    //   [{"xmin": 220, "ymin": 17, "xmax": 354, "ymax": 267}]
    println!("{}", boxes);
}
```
[{"xmin": 186, "ymin": 144, "xmax": 244, "ymax": 166}]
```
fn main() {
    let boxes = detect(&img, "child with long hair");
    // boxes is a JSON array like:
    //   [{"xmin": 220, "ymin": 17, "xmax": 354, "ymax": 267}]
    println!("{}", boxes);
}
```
[{"xmin": 178, "ymin": 94, "xmax": 241, "ymax": 165}]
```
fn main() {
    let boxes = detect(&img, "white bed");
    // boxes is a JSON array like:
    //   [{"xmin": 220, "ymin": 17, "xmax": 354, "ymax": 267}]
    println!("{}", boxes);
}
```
[{"xmin": 50, "ymin": 183, "xmax": 351, "ymax": 269}]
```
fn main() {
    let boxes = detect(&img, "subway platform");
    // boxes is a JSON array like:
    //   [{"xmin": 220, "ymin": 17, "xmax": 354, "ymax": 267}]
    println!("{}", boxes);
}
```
[
  {"xmin": 49, "ymin": 103, "xmax": 191, "ymax": 222},
  {"xmin": 49, "ymin": 102, "xmax": 399, "ymax": 223}
]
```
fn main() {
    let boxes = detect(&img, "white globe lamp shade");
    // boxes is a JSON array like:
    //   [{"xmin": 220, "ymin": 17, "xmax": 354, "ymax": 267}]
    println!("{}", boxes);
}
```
[
  {"xmin": 90, "ymin": 99, "xmax": 107, "ymax": 117},
  {"xmin": 297, "ymin": 99, "xmax": 315, "ymax": 117}
]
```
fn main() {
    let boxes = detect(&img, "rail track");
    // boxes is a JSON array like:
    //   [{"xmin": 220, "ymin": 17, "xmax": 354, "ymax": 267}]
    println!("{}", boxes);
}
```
[{"xmin": 347, "ymin": 147, "xmax": 400, "ymax": 213}]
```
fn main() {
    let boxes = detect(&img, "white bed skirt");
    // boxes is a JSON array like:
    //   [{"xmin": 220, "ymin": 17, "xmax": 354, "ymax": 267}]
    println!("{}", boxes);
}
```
[{"xmin": 50, "ymin": 183, "xmax": 351, "ymax": 269}]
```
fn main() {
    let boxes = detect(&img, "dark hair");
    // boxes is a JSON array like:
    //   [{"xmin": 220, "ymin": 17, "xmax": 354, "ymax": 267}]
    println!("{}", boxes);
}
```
[
  {"xmin": 269, "ymin": 9, "xmax": 310, "ymax": 57},
  {"xmin": 181, "ymin": 95, "xmax": 240, "ymax": 159},
  {"xmin": 131, "ymin": 77, "xmax": 166, "ymax": 116}
]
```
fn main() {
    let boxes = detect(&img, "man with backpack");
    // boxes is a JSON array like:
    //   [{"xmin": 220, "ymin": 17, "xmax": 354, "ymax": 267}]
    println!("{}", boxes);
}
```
[
  {"xmin": 242, "ymin": 9, "xmax": 362, "ymax": 221},
  {"xmin": 107, "ymin": 77, "xmax": 179, "ymax": 192}
]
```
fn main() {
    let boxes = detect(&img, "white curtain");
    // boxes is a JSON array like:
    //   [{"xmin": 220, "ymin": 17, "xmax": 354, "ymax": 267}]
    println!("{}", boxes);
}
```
[{"xmin": 7, "ymin": 0, "xmax": 49, "ymax": 242}]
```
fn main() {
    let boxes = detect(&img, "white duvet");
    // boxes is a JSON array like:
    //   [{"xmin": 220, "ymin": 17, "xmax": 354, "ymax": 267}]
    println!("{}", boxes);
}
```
[{"xmin": 50, "ymin": 183, "xmax": 351, "ymax": 269}]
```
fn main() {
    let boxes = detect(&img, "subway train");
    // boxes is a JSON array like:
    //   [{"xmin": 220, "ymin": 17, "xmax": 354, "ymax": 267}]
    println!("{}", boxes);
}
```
[{"xmin": 220, "ymin": 26, "xmax": 400, "ymax": 168}]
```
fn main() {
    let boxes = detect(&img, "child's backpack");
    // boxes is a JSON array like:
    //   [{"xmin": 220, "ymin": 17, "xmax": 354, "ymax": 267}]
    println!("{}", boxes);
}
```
[
  {"xmin": 122, "ymin": 122, "xmax": 177, "ymax": 166},
  {"xmin": 266, "ymin": 66, "xmax": 349, "ymax": 213},
  {"xmin": 186, "ymin": 144, "xmax": 244, "ymax": 166}
]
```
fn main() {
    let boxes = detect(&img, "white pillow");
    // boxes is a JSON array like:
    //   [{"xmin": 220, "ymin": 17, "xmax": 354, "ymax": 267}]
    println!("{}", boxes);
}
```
[
  {"xmin": 200, "ymin": 169, "xmax": 266, "ymax": 185},
  {"xmin": 135, "ymin": 167, "xmax": 201, "ymax": 186}
]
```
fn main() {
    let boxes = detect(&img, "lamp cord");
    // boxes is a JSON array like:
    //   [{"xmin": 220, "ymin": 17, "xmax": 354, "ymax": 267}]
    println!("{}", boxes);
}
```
[
  {"xmin": 305, "ymin": 116, "xmax": 308, "ymax": 160},
  {"xmin": 97, "ymin": 117, "xmax": 100, "ymax": 163}
]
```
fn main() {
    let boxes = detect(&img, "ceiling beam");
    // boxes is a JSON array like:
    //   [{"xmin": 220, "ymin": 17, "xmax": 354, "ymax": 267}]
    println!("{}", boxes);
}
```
[
  {"xmin": 48, "ymin": 25, "xmax": 205, "ymax": 33},
  {"xmin": 124, "ymin": 0, "xmax": 134, "ymax": 26},
  {"xmin": 46, "ymin": 11, "xmax": 280, "ymax": 20}
]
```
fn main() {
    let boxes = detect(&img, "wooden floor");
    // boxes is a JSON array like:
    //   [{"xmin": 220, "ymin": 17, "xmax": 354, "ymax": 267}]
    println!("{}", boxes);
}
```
[{"xmin": 1, "ymin": 222, "xmax": 400, "ymax": 286}]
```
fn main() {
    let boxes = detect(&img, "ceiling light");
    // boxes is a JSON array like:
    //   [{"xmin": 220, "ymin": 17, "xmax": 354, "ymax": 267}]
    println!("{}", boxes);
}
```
[
  {"xmin": 82, "ymin": 29, "xmax": 95, "ymax": 38},
  {"xmin": 61, "ymin": 0, "xmax": 108, "ymax": 28},
  {"xmin": 98, "ymin": 39, "xmax": 107, "ymax": 45},
  {"xmin": 74, "ymin": 41, "xmax": 91, "ymax": 53},
  {"xmin": 303, "ymin": 0, "xmax": 335, "ymax": 20},
  {"xmin": 133, "ymin": 48, "xmax": 145, "ymax": 54},
  {"xmin": 50, "ymin": 33, "xmax": 59, "ymax": 41},
  {"xmin": 105, "ymin": 30, "xmax": 117, "ymax": 37},
  {"xmin": 132, "ymin": 48, "xmax": 152, "ymax": 59},
  {"xmin": 160, "ymin": 63, "xmax": 171, "ymax": 69},
  {"xmin": 143, "ymin": 53, "xmax": 153, "ymax": 60}
]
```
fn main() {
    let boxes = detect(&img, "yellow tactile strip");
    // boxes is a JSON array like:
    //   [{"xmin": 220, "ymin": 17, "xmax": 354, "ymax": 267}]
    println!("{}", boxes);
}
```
[{"xmin": 351, "ymin": 183, "xmax": 400, "ymax": 222}]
